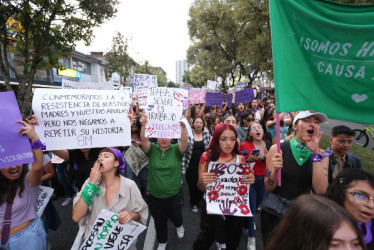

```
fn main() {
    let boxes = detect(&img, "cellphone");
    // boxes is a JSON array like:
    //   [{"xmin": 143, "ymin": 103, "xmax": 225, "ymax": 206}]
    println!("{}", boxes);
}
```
[{"xmin": 251, "ymin": 149, "xmax": 260, "ymax": 155}]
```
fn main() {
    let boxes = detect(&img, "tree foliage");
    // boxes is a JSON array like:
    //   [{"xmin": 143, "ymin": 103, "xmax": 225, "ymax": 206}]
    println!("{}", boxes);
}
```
[
  {"xmin": 105, "ymin": 31, "xmax": 134, "ymax": 86},
  {"xmin": 0, "ymin": 0, "xmax": 118, "ymax": 117},
  {"xmin": 187, "ymin": 0, "xmax": 271, "ymax": 88}
]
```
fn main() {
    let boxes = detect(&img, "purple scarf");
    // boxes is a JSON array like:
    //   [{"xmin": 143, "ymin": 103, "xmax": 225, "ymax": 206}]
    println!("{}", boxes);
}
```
[{"xmin": 358, "ymin": 220, "xmax": 372, "ymax": 245}]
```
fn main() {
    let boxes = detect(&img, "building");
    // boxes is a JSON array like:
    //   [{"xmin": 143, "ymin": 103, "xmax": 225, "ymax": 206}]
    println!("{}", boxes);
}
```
[{"xmin": 176, "ymin": 59, "xmax": 188, "ymax": 85}]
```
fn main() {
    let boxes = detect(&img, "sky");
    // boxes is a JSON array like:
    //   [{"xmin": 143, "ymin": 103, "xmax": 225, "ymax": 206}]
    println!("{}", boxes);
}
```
[{"xmin": 75, "ymin": 0, "xmax": 194, "ymax": 82}]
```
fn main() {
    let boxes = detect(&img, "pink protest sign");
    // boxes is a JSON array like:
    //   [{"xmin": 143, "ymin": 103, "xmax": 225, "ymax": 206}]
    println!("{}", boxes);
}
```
[
  {"xmin": 189, "ymin": 89, "xmax": 206, "ymax": 104},
  {"xmin": 0, "ymin": 91, "xmax": 34, "ymax": 169},
  {"xmin": 206, "ymin": 162, "xmax": 253, "ymax": 217}
]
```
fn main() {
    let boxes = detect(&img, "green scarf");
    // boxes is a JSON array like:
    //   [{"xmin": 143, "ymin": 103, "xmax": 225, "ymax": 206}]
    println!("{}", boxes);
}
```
[{"xmin": 290, "ymin": 137, "xmax": 311, "ymax": 166}]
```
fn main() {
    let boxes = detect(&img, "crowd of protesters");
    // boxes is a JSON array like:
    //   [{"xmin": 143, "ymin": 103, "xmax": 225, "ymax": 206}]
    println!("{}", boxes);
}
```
[{"xmin": 0, "ymin": 87, "xmax": 373, "ymax": 250}]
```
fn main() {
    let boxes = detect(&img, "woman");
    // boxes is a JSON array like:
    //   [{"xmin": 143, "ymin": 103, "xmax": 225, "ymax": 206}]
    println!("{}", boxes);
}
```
[
  {"xmin": 250, "ymin": 99, "xmax": 264, "ymax": 121},
  {"xmin": 139, "ymin": 113, "xmax": 187, "ymax": 250},
  {"xmin": 236, "ymin": 111, "xmax": 254, "ymax": 143},
  {"xmin": 262, "ymin": 110, "xmax": 330, "ymax": 245},
  {"xmin": 182, "ymin": 116, "xmax": 211, "ymax": 213},
  {"xmin": 328, "ymin": 168, "xmax": 374, "ymax": 248},
  {"xmin": 72, "ymin": 148, "xmax": 148, "ymax": 250},
  {"xmin": 0, "ymin": 121, "xmax": 46, "ymax": 249},
  {"xmin": 193, "ymin": 123, "xmax": 255, "ymax": 250},
  {"xmin": 266, "ymin": 194, "xmax": 366, "ymax": 250},
  {"xmin": 240, "ymin": 121, "xmax": 267, "ymax": 250},
  {"xmin": 124, "ymin": 116, "xmax": 148, "ymax": 197},
  {"xmin": 205, "ymin": 113, "xmax": 216, "ymax": 136},
  {"xmin": 222, "ymin": 113, "xmax": 237, "ymax": 128},
  {"xmin": 189, "ymin": 103, "xmax": 206, "ymax": 127},
  {"xmin": 265, "ymin": 109, "xmax": 290, "ymax": 144}
]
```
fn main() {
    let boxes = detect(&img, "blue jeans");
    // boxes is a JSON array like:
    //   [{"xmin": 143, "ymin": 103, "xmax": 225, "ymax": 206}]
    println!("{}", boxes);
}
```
[
  {"xmin": 0, "ymin": 216, "xmax": 47, "ymax": 250},
  {"xmin": 248, "ymin": 176, "xmax": 266, "ymax": 237},
  {"xmin": 55, "ymin": 162, "xmax": 75, "ymax": 198},
  {"xmin": 124, "ymin": 165, "xmax": 148, "ymax": 188}
]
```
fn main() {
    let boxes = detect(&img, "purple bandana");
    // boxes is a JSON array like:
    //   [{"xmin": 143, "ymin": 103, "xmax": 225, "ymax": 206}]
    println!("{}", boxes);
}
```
[{"xmin": 108, "ymin": 148, "xmax": 125, "ymax": 172}]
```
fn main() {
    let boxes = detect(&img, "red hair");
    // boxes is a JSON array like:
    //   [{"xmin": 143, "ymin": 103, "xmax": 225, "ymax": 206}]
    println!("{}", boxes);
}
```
[{"xmin": 204, "ymin": 123, "xmax": 239, "ymax": 171}]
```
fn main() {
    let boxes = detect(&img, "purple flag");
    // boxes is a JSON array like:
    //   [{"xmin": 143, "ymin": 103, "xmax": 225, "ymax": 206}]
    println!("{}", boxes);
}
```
[
  {"xmin": 0, "ymin": 91, "xmax": 34, "ymax": 169},
  {"xmin": 205, "ymin": 92, "xmax": 224, "ymax": 107}
]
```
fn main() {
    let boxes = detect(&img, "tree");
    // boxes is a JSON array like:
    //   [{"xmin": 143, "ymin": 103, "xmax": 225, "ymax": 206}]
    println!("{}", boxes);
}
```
[
  {"xmin": 167, "ymin": 81, "xmax": 180, "ymax": 88},
  {"xmin": 187, "ymin": 0, "xmax": 271, "ymax": 88},
  {"xmin": 0, "ymin": 0, "xmax": 119, "ymax": 117},
  {"xmin": 105, "ymin": 31, "xmax": 134, "ymax": 86}
]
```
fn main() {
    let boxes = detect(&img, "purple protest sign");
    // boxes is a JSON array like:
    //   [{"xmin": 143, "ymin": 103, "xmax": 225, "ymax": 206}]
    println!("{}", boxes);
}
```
[
  {"xmin": 236, "ymin": 82, "xmax": 246, "ymax": 88},
  {"xmin": 189, "ymin": 89, "xmax": 206, "ymax": 104},
  {"xmin": 0, "ymin": 91, "xmax": 34, "ymax": 169},
  {"xmin": 226, "ymin": 93, "xmax": 233, "ymax": 108},
  {"xmin": 235, "ymin": 88, "xmax": 255, "ymax": 105},
  {"xmin": 205, "ymin": 92, "xmax": 224, "ymax": 107}
]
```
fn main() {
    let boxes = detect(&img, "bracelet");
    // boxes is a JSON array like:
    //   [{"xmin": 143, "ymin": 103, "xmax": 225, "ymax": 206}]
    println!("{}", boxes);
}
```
[
  {"xmin": 30, "ymin": 140, "xmax": 46, "ymax": 150},
  {"xmin": 311, "ymin": 150, "xmax": 332, "ymax": 162},
  {"xmin": 81, "ymin": 182, "xmax": 100, "ymax": 206}
]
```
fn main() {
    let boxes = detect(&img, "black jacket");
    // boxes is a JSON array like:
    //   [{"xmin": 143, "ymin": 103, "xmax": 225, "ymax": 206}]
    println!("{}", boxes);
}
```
[{"xmin": 328, "ymin": 149, "xmax": 363, "ymax": 184}]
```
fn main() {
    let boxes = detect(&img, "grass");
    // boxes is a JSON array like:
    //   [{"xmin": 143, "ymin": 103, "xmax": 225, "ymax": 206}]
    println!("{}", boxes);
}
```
[{"xmin": 320, "ymin": 135, "xmax": 374, "ymax": 175}]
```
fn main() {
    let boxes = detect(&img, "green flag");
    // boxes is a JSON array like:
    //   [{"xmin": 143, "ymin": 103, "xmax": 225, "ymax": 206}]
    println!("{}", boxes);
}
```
[{"xmin": 269, "ymin": 0, "xmax": 374, "ymax": 124}]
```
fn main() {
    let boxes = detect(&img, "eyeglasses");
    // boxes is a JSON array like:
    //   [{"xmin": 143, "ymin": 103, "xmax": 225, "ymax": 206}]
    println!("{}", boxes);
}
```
[
  {"xmin": 245, "ymin": 118, "xmax": 254, "ymax": 122},
  {"xmin": 251, "ymin": 126, "xmax": 263, "ymax": 131},
  {"xmin": 194, "ymin": 121, "xmax": 204, "ymax": 125},
  {"xmin": 336, "ymin": 139, "xmax": 353, "ymax": 144},
  {"xmin": 347, "ymin": 191, "xmax": 374, "ymax": 206}
]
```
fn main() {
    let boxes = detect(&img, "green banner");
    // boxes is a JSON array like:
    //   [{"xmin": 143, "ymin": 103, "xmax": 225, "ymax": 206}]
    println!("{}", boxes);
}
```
[{"xmin": 269, "ymin": 0, "xmax": 374, "ymax": 124}]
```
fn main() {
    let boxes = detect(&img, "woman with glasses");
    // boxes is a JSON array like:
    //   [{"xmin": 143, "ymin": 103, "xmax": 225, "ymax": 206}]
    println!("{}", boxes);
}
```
[
  {"xmin": 236, "ymin": 111, "xmax": 255, "ymax": 143},
  {"xmin": 182, "ymin": 116, "xmax": 211, "ymax": 213},
  {"xmin": 327, "ymin": 168, "xmax": 374, "ymax": 248},
  {"xmin": 240, "ymin": 121, "xmax": 267, "ymax": 250}
]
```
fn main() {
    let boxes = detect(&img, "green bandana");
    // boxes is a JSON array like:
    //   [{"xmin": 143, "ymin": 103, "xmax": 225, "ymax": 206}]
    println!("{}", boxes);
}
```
[{"xmin": 290, "ymin": 137, "xmax": 311, "ymax": 166}]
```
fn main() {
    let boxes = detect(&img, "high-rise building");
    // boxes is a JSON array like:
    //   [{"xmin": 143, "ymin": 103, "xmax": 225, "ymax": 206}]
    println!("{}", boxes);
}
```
[{"xmin": 176, "ymin": 59, "xmax": 188, "ymax": 85}]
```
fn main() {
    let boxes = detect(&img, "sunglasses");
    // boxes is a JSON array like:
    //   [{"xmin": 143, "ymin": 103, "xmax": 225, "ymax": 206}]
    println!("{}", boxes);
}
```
[{"xmin": 245, "ymin": 118, "xmax": 254, "ymax": 122}]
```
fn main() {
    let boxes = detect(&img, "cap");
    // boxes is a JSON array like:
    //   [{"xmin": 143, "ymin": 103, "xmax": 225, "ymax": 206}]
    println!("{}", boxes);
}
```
[
  {"xmin": 293, "ymin": 110, "xmax": 327, "ymax": 125},
  {"xmin": 108, "ymin": 148, "xmax": 125, "ymax": 172}
]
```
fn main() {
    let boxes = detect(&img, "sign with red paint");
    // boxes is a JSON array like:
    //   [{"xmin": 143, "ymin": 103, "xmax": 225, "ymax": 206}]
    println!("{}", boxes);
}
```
[
  {"xmin": 206, "ymin": 162, "xmax": 253, "ymax": 217},
  {"xmin": 145, "ymin": 87, "xmax": 187, "ymax": 138}
]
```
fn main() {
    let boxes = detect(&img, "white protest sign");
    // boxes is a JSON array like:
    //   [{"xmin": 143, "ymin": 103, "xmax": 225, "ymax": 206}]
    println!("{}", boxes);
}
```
[
  {"xmin": 36, "ymin": 186, "xmax": 54, "ymax": 217},
  {"xmin": 133, "ymin": 74, "xmax": 158, "ymax": 109},
  {"xmin": 145, "ymin": 87, "xmax": 187, "ymax": 138},
  {"xmin": 207, "ymin": 80, "xmax": 217, "ymax": 90},
  {"xmin": 32, "ymin": 89, "xmax": 132, "ymax": 150},
  {"xmin": 206, "ymin": 162, "xmax": 253, "ymax": 217},
  {"xmin": 124, "ymin": 146, "xmax": 148, "ymax": 176},
  {"xmin": 62, "ymin": 79, "xmax": 114, "ymax": 90},
  {"xmin": 80, "ymin": 209, "xmax": 146, "ymax": 250}
]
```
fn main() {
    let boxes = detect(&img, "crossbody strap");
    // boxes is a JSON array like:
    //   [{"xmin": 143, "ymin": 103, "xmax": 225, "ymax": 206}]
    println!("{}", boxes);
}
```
[{"xmin": 1, "ymin": 201, "xmax": 13, "ymax": 246}]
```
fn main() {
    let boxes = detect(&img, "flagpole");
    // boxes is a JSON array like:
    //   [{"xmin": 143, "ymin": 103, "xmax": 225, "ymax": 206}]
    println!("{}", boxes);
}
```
[{"xmin": 276, "ymin": 113, "xmax": 281, "ymax": 186}]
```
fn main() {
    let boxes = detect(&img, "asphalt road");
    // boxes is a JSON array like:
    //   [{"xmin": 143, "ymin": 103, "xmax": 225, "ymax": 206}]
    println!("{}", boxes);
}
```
[
  {"xmin": 49, "ymin": 177, "xmax": 262, "ymax": 250},
  {"xmin": 320, "ymin": 118, "xmax": 374, "ymax": 149}
]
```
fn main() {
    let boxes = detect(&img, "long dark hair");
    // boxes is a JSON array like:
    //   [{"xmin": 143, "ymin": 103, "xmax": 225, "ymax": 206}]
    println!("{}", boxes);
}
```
[
  {"xmin": 204, "ymin": 123, "xmax": 239, "ymax": 171},
  {"xmin": 265, "ymin": 194, "xmax": 366, "ymax": 250},
  {"xmin": 0, "ymin": 164, "xmax": 28, "ymax": 205},
  {"xmin": 192, "ymin": 116, "xmax": 205, "ymax": 132},
  {"xmin": 327, "ymin": 168, "xmax": 374, "ymax": 207}
]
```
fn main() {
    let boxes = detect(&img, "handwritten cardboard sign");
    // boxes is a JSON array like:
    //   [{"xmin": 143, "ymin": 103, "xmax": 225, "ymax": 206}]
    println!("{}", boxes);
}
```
[
  {"xmin": 205, "ymin": 92, "xmax": 224, "ymax": 107},
  {"xmin": 32, "ymin": 89, "xmax": 132, "ymax": 150},
  {"xmin": 0, "ymin": 91, "xmax": 34, "ymax": 169},
  {"xmin": 124, "ymin": 146, "xmax": 148, "ymax": 176},
  {"xmin": 206, "ymin": 162, "xmax": 253, "ymax": 217},
  {"xmin": 62, "ymin": 79, "xmax": 114, "ymax": 90},
  {"xmin": 235, "ymin": 88, "xmax": 255, "ymax": 105},
  {"xmin": 133, "ymin": 74, "xmax": 158, "ymax": 109},
  {"xmin": 36, "ymin": 186, "xmax": 54, "ymax": 217},
  {"xmin": 145, "ymin": 87, "xmax": 187, "ymax": 138},
  {"xmin": 80, "ymin": 209, "xmax": 146, "ymax": 250},
  {"xmin": 188, "ymin": 89, "xmax": 206, "ymax": 104},
  {"xmin": 207, "ymin": 80, "xmax": 217, "ymax": 90}
]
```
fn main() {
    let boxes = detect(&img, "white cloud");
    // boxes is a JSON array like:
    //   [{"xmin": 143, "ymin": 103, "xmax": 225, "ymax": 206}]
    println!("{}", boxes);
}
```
[{"xmin": 75, "ymin": 0, "xmax": 193, "ymax": 82}]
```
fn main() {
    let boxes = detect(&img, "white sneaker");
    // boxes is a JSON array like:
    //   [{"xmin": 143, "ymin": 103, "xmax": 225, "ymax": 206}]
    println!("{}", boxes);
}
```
[
  {"xmin": 192, "ymin": 205, "xmax": 198, "ymax": 213},
  {"xmin": 176, "ymin": 225, "xmax": 185, "ymax": 238},
  {"xmin": 61, "ymin": 197, "xmax": 74, "ymax": 206},
  {"xmin": 157, "ymin": 243, "xmax": 167, "ymax": 250},
  {"xmin": 247, "ymin": 237, "xmax": 256, "ymax": 250}
]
